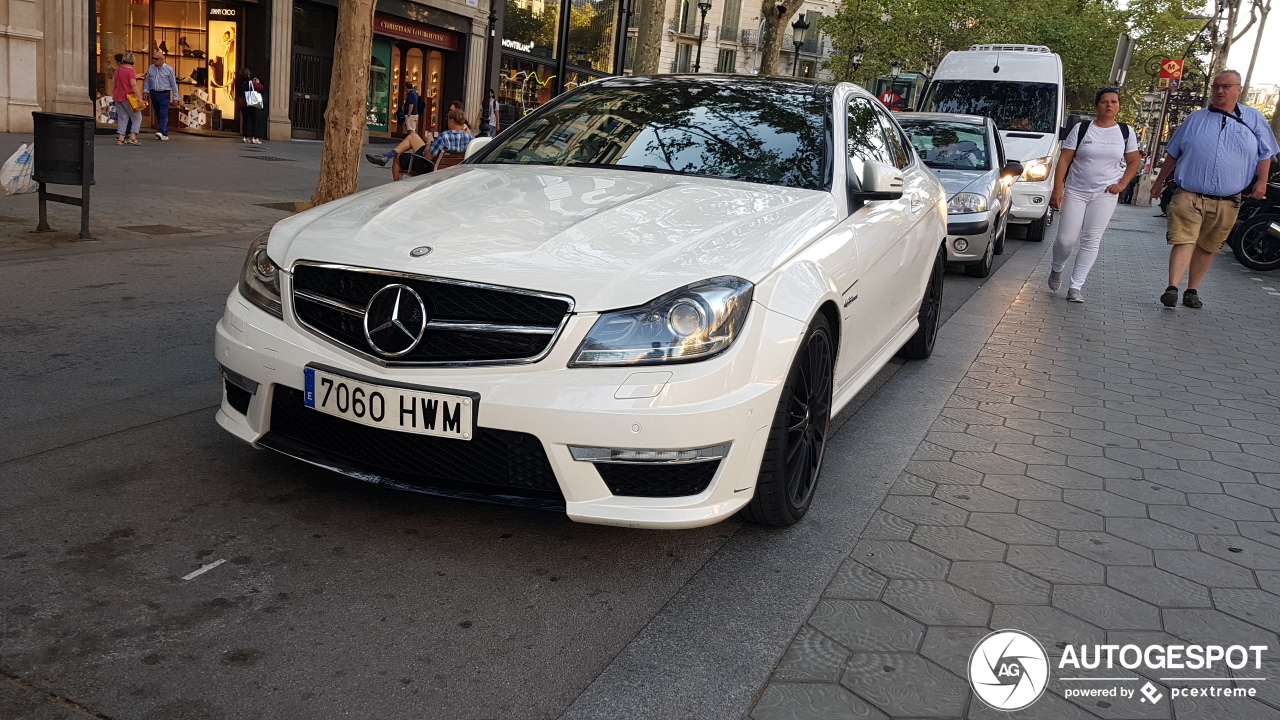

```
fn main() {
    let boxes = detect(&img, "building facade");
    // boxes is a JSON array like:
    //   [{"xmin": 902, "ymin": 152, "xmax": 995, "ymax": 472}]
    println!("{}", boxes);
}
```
[
  {"xmin": 2, "ymin": 0, "xmax": 95, "ymax": 133},
  {"xmin": 651, "ymin": 0, "xmax": 835, "ymax": 79}
]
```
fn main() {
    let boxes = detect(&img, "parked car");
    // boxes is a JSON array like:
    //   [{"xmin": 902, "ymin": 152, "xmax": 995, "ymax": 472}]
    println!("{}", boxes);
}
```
[
  {"xmin": 215, "ymin": 76, "xmax": 948, "ymax": 529},
  {"xmin": 1227, "ymin": 155, "xmax": 1280, "ymax": 272},
  {"xmin": 921, "ymin": 44, "xmax": 1068, "ymax": 241},
  {"xmin": 897, "ymin": 112, "xmax": 1023, "ymax": 277}
]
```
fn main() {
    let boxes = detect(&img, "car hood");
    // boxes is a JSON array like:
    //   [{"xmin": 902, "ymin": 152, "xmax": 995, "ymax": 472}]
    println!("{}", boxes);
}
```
[
  {"xmin": 932, "ymin": 168, "xmax": 990, "ymax": 198},
  {"xmin": 270, "ymin": 165, "xmax": 838, "ymax": 312},
  {"xmin": 998, "ymin": 131, "xmax": 1057, "ymax": 162}
]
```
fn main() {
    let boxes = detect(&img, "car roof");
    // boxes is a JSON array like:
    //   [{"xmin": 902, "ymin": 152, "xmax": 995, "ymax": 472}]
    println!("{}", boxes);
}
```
[{"xmin": 896, "ymin": 112, "xmax": 990, "ymax": 126}]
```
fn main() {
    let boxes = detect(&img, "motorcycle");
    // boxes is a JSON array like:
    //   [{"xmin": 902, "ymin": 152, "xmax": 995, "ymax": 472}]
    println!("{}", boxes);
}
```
[{"xmin": 1228, "ymin": 158, "xmax": 1280, "ymax": 272}]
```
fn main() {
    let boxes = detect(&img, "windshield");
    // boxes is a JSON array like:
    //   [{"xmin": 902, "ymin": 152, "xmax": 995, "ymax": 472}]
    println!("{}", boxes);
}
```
[
  {"xmin": 923, "ymin": 80, "xmax": 1058, "ymax": 134},
  {"xmin": 898, "ymin": 119, "xmax": 991, "ymax": 170},
  {"xmin": 476, "ymin": 78, "xmax": 832, "ymax": 191}
]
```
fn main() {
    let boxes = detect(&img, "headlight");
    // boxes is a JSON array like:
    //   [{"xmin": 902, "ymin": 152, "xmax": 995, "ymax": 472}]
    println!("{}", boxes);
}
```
[
  {"xmin": 1018, "ymin": 156, "xmax": 1051, "ymax": 182},
  {"xmin": 947, "ymin": 192, "xmax": 988, "ymax": 214},
  {"xmin": 238, "ymin": 230, "xmax": 283, "ymax": 318},
  {"xmin": 570, "ymin": 276, "xmax": 753, "ymax": 367}
]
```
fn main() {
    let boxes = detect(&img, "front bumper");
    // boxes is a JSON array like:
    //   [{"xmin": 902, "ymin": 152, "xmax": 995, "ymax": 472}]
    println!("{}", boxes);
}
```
[
  {"xmin": 945, "ymin": 211, "xmax": 994, "ymax": 263},
  {"xmin": 214, "ymin": 289, "xmax": 807, "ymax": 529},
  {"xmin": 1010, "ymin": 179, "xmax": 1051, "ymax": 222}
]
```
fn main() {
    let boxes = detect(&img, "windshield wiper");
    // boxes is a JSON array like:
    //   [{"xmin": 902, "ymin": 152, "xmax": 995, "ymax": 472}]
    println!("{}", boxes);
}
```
[{"xmin": 563, "ymin": 162, "xmax": 669, "ymax": 173}]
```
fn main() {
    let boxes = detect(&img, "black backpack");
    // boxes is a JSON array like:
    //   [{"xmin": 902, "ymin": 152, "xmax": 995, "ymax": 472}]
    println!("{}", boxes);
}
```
[{"xmin": 1063, "ymin": 120, "xmax": 1130, "ymax": 178}]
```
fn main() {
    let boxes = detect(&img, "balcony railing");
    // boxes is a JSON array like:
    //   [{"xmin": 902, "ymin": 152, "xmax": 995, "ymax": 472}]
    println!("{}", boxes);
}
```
[
  {"xmin": 667, "ymin": 17, "xmax": 707, "ymax": 38},
  {"xmin": 739, "ymin": 29, "xmax": 757, "ymax": 45}
]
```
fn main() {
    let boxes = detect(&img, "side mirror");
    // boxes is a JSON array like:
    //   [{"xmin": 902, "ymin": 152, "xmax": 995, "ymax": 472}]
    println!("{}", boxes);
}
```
[
  {"xmin": 850, "ymin": 158, "xmax": 904, "ymax": 203},
  {"xmin": 1001, "ymin": 160, "xmax": 1024, "ymax": 178},
  {"xmin": 1060, "ymin": 114, "xmax": 1084, "ymax": 140},
  {"xmin": 464, "ymin": 136, "xmax": 493, "ymax": 160}
]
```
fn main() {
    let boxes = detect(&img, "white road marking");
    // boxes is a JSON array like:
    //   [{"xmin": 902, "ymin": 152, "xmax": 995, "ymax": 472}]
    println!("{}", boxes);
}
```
[{"xmin": 182, "ymin": 558, "xmax": 226, "ymax": 581}]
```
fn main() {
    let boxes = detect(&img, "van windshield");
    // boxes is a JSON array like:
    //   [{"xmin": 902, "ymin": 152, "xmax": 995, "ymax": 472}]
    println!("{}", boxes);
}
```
[{"xmin": 924, "ymin": 80, "xmax": 1058, "ymax": 134}]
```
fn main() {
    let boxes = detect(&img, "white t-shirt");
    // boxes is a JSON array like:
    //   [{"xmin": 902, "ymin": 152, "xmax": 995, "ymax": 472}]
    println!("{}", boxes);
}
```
[{"xmin": 1062, "ymin": 122, "xmax": 1139, "ymax": 193}]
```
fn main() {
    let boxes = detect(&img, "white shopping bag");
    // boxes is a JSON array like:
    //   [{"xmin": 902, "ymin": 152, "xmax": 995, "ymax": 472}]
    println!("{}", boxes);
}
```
[{"xmin": 1, "ymin": 143, "xmax": 37, "ymax": 195}]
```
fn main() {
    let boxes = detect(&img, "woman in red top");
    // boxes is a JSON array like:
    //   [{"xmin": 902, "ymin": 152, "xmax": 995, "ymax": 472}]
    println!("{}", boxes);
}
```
[{"xmin": 112, "ymin": 53, "xmax": 146, "ymax": 146}]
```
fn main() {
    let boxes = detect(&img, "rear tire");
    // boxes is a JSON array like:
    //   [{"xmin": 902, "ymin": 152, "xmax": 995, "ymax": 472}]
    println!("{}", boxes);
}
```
[
  {"xmin": 1232, "ymin": 216, "xmax": 1280, "ymax": 272},
  {"xmin": 964, "ymin": 241, "xmax": 993, "ymax": 278},
  {"xmin": 1024, "ymin": 212, "xmax": 1048, "ymax": 242},
  {"xmin": 899, "ymin": 245, "xmax": 945, "ymax": 360},
  {"xmin": 743, "ymin": 314, "xmax": 834, "ymax": 527}
]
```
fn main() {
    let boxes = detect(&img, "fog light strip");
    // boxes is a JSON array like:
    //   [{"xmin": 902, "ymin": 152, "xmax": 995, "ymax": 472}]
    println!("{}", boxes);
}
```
[
  {"xmin": 569, "ymin": 442, "xmax": 731, "ymax": 464},
  {"xmin": 220, "ymin": 365, "xmax": 259, "ymax": 394}
]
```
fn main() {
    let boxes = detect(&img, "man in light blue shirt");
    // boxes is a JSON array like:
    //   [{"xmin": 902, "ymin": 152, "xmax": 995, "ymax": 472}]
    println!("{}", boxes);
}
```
[
  {"xmin": 1150, "ymin": 69, "xmax": 1277, "ymax": 308},
  {"xmin": 144, "ymin": 53, "xmax": 181, "ymax": 141}
]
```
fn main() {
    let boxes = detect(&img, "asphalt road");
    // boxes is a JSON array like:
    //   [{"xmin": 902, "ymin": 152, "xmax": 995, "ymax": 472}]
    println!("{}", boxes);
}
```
[{"xmin": 0, "ymin": 223, "xmax": 1038, "ymax": 720}]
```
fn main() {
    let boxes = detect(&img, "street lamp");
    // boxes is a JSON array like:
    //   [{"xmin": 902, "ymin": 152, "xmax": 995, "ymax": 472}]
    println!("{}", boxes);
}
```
[
  {"xmin": 693, "ymin": 0, "xmax": 712, "ymax": 72},
  {"xmin": 890, "ymin": 58, "xmax": 903, "ymax": 78},
  {"xmin": 791, "ymin": 15, "xmax": 810, "ymax": 77}
]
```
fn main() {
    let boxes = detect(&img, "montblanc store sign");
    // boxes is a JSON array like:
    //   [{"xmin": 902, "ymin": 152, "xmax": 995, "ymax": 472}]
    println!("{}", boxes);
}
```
[{"xmin": 969, "ymin": 630, "xmax": 1270, "ymax": 711}]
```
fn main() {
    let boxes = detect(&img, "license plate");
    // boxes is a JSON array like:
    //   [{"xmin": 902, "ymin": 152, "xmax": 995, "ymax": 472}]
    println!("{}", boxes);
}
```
[{"xmin": 303, "ymin": 366, "xmax": 477, "ymax": 440}]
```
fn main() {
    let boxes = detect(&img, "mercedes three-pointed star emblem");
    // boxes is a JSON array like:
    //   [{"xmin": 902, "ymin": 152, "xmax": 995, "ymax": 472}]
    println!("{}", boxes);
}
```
[{"xmin": 362, "ymin": 284, "xmax": 428, "ymax": 357}]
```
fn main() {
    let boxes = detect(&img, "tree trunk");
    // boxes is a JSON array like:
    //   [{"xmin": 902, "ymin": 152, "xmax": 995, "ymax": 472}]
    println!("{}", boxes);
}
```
[
  {"xmin": 633, "ymin": 0, "xmax": 666, "ymax": 74},
  {"xmin": 312, "ymin": 0, "xmax": 377, "ymax": 206},
  {"xmin": 757, "ymin": 0, "xmax": 806, "ymax": 76}
]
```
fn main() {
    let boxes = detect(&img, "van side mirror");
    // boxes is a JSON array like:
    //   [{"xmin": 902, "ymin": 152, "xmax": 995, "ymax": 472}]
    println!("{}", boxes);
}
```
[
  {"xmin": 1001, "ymin": 160, "xmax": 1024, "ymax": 178},
  {"xmin": 849, "ymin": 158, "xmax": 904, "ymax": 203},
  {"xmin": 464, "ymin": 136, "xmax": 493, "ymax": 160}
]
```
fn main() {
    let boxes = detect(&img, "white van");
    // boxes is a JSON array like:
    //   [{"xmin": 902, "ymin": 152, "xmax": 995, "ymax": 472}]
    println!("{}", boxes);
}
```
[{"xmin": 921, "ymin": 44, "xmax": 1066, "ymax": 241}]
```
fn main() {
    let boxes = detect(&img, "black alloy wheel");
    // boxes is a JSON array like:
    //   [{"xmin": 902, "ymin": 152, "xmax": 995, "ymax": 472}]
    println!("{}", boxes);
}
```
[
  {"xmin": 899, "ymin": 246, "xmax": 945, "ymax": 360},
  {"xmin": 1232, "ymin": 216, "xmax": 1280, "ymax": 272},
  {"xmin": 743, "ymin": 314, "xmax": 834, "ymax": 527}
]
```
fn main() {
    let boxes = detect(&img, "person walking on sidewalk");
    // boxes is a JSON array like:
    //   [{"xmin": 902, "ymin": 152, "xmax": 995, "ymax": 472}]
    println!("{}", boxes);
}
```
[
  {"xmin": 144, "ymin": 53, "xmax": 180, "ymax": 141},
  {"xmin": 235, "ymin": 69, "xmax": 265, "ymax": 144},
  {"xmin": 399, "ymin": 82, "xmax": 421, "ymax": 135},
  {"xmin": 481, "ymin": 89, "xmax": 500, "ymax": 137},
  {"xmin": 112, "ymin": 54, "xmax": 145, "ymax": 146},
  {"xmin": 1048, "ymin": 87, "xmax": 1141, "ymax": 302},
  {"xmin": 1149, "ymin": 69, "xmax": 1278, "ymax": 308}
]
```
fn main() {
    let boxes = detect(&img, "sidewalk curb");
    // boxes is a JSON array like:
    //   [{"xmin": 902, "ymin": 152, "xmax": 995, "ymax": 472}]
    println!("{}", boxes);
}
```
[{"xmin": 558, "ymin": 237, "xmax": 1055, "ymax": 720}]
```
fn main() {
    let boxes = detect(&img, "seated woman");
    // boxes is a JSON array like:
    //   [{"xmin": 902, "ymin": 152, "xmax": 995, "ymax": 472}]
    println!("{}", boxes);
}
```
[{"xmin": 366, "ymin": 109, "xmax": 475, "ymax": 180}]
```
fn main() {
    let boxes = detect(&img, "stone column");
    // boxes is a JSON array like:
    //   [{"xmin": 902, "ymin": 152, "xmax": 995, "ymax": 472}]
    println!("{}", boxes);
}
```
[
  {"xmin": 267, "ymin": 0, "xmax": 293, "ymax": 141},
  {"xmin": 47, "ymin": 0, "xmax": 94, "ymax": 116},
  {"xmin": 2, "ymin": 0, "xmax": 44, "ymax": 132},
  {"xmin": 466, "ymin": 9, "xmax": 487, "ymax": 126}
]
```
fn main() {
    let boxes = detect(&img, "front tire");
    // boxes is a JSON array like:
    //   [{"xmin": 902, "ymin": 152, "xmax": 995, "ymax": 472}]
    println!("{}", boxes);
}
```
[
  {"xmin": 899, "ymin": 245, "xmax": 945, "ymax": 360},
  {"xmin": 743, "ymin": 314, "xmax": 834, "ymax": 527},
  {"xmin": 964, "ymin": 240, "xmax": 994, "ymax": 278},
  {"xmin": 1024, "ymin": 211, "xmax": 1048, "ymax": 242},
  {"xmin": 993, "ymin": 213, "xmax": 1008, "ymax": 255},
  {"xmin": 1232, "ymin": 216, "xmax": 1280, "ymax": 272}
]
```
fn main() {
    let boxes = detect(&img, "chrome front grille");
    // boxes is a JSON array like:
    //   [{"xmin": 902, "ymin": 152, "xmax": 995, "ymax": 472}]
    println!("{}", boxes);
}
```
[{"xmin": 290, "ymin": 263, "xmax": 574, "ymax": 365}]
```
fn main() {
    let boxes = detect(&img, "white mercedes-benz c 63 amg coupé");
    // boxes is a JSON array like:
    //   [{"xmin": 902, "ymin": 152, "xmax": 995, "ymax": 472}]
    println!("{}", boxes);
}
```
[{"xmin": 215, "ymin": 75, "xmax": 948, "ymax": 529}]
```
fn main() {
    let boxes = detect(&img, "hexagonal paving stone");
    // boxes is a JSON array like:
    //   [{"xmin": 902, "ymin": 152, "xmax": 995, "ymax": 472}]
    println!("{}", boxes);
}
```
[
  {"xmin": 913, "ymin": 525, "xmax": 1007, "ymax": 562},
  {"xmin": 903, "ymin": 460, "xmax": 984, "ymax": 486},
  {"xmin": 880, "ymin": 495, "xmax": 967, "ymax": 526},
  {"xmin": 919, "ymin": 625, "xmax": 989, "ymax": 677},
  {"xmin": 1168, "ymin": 432, "xmax": 1242, "ymax": 453},
  {"xmin": 981, "ymin": 474, "xmax": 1062, "ymax": 501},
  {"xmin": 1163, "ymin": 607, "xmax": 1280, "ymax": 648},
  {"xmin": 990, "ymin": 604, "xmax": 1105, "ymax": 651},
  {"xmin": 839, "ymin": 653, "xmax": 969, "ymax": 718},
  {"xmin": 772, "ymin": 625, "xmax": 852, "ymax": 682},
  {"xmin": 966, "ymin": 425, "xmax": 1036, "ymax": 444},
  {"xmin": 933, "ymin": 484, "xmax": 1018, "ymax": 514},
  {"xmin": 1104, "ymin": 518, "xmax": 1197, "ymax": 550},
  {"xmin": 859, "ymin": 510, "xmax": 915, "ymax": 541},
  {"xmin": 1172, "ymin": 695, "xmax": 1278, "ymax": 720},
  {"xmin": 1257, "ymin": 571, "xmax": 1280, "ymax": 595},
  {"xmin": 1104, "ymin": 422, "xmax": 1172, "ymax": 441},
  {"xmin": 1058, "ymin": 532, "xmax": 1153, "ymax": 566},
  {"xmin": 853, "ymin": 540, "xmax": 949, "ymax": 579},
  {"xmin": 1149, "ymin": 505, "xmax": 1238, "ymax": 535},
  {"xmin": 1035, "ymin": 435, "xmax": 1106, "ymax": 457},
  {"xmin": 911, "ymin": 441, "xmax": 953, "ymax": 462},
  {"xmin": 882, "ymin": 579, "xmax": 992, "ymax": 626},
  {"xmin": 1187, "ymin": 493, "xmax": 1275, "ymax": 522},
  {"xmin": 1136, "ymin": 439, "xmax": 1214, "ymax": 461},
  {"xmin": 1155, "ymin": 550, "xmax": 1258, "ymax": 588},
  {"xmin": 888, "ymin": 472, "xmax": 936, "ymax": 496},
  {"xmin": 969, "ymin": 512, "xmax": 1058, "ymax": 546},
  {"xmin": 1107, "ymin": 566, "xmax": 1211, "ymax": 606},
  {"xmin": 1008, "ymin": 545, "xmax": 1105, "ymax": 584},
  {"xmin": 1067, "ymin": 455, "xmax": 1144, "ymax": 479},
  {"xmin": 1070, "ymin": 428, "xmax": 1140, "ymax": 448},
  {"xmin": 940, "ymin": 407, "xmax": 1006, "ymax": 426},
  {"xmin": 807, "ymin": 600, "xmax": 925, "ymax": 652},
  {"xmin": 1052, "ymin": 584, "xmax": 1162, "ymax": 630},
  {"xmin": 825, "ymin": 559, "xmax": 888, "ymax": 600},
  {"xmin": 1018, "ymin": 501, "xmax": 1106, "ymax": 531},
  {"xmin": 926, "ymin": 432, "xmax": 995, "ymax": 453},
  {"xmin": 952, "ymin": 451, "xmax": 1029, "ymax": 476},
  {"xmin": 1224, "ymin": 483, "xmax": 1280, "ymax": 507},
  {"xmin": 949, "ymin": 561, "xmax": 1051, "ymax": 605},
  {"xmin": 1178, "ymin": 460, "xmax": 1259, "ymax": 484},
  {"xmin": 1238, "ymin": 522, "xmax": 1280, "ymax": 551},
  {"xmin": 1103, "ymin": 478, "xmax": 1187, "ymax": 506},
  {"xmin": 1198, "ymin": 535, "xmax": 1280, "ymax": 570},
  {"xmin": 1063, "ymin": 489, "xmax": 1148, "ymax": 517},
  {"xmin": 1004, "ymin": 417, "xmax": 1072, "ymax": 438},
  {"xmin": 1215, "ymin": 453, "xmax": 1280, "ymax": 474},
  {"xmin": 1140, "ymin": 469, "xmax": 1228, "ymax": 495},
  {"xmin": 751, "ymin": 681, "xmax": 889, "ymax": 720},
  {"xmin": 968, "ymin": 691, "xmax": 1101, "ymax": 720},
  {"xmin": 1026, "ymin": 465, "xmax": 1106, "ymax": 490},
  {"xmin": 1211, "ymin": 589, "xmax": 1280, "ymax": 634}
]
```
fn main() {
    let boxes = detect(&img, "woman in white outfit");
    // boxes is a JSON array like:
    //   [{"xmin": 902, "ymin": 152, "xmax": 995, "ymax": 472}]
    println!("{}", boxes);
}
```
[{"xmin": 1048, "ymin": 88, "xmax": 1142, "ymax": 302}]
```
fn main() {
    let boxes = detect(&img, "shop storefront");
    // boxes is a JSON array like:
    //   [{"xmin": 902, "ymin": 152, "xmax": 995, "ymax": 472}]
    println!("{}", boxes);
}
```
[
  {"xmin": 369, "ymin": 14, "xmax": 464, "ymax": 138},
  {"xmin": 498, "ymin": 0, "xmax": 623, "ymax": 122},
  {"xmin": 94, "ymin": 0, "xmax": 269, "ymax": 135}
]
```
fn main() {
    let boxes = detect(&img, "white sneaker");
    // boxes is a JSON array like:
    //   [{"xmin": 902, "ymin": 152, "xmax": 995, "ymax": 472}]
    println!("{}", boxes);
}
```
[
  {"xmin": 1067, "ymin": 288, "xmax": 1084, "ymax": 303},
  {"xmin": 252, "ymin": 138, "xmax": 262, "ymax": 145},
  {"xmin": 242, "ymin": 137, "xmax": 249, "ymax": 143},
  {"xmin": 159, "ymin": 134, "xmax": 169, "ymax": 141},
  {"xmin": 155, "ymin": 132, "xmax": 163, "ymax": 140}
]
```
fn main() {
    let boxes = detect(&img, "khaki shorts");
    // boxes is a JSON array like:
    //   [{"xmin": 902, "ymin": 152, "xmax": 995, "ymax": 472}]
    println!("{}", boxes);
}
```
[
  {"xmin": 404, "ymin": 115, "xmax": 418, "ymax": 133},
  {"xmin": 1166, "ymin": 188, "xmax": 1241, "ymax": 253}
]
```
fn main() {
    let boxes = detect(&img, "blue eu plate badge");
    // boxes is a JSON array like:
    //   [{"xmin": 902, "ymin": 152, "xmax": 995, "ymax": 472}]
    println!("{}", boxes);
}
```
[{"xmin": 304, "ymin": 367, "xmax": 316, "ymax": 407}]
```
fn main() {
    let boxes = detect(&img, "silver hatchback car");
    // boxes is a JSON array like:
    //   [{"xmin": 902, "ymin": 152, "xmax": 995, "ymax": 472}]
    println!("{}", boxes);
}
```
[{"xmin": 897, "ymin": 113, "xmax": 1023, "ymax": 277}]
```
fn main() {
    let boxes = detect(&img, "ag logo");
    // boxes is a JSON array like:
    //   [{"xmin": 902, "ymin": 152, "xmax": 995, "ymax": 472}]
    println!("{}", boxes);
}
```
[{"xmin": 969, "ymin": 630, "xmax": 1050, "ymax": 711}]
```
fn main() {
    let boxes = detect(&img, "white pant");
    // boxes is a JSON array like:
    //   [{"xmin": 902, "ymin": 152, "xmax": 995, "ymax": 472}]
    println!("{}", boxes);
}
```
[{"xmin": 1051, "ymin": 188, "xmax": 1119, "ymax": 290}]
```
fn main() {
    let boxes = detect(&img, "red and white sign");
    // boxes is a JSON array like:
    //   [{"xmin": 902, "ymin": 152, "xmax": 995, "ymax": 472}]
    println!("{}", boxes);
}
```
[
  {"xmin": 1158, "ymin": 58, "xmax": 1183, "ymax": 89},
  {"xmin": 879, "ymin": 91, "xmax": 902, "ymax": 109}
]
